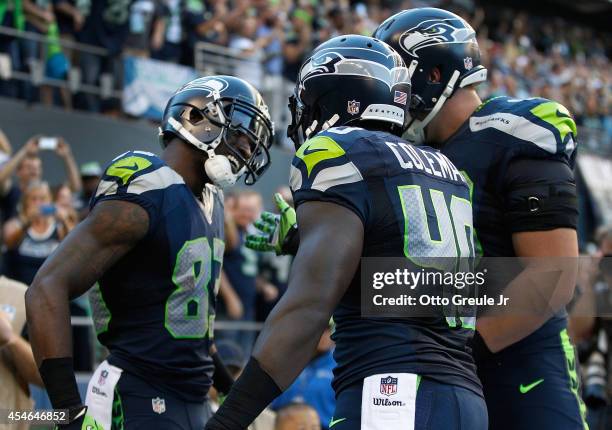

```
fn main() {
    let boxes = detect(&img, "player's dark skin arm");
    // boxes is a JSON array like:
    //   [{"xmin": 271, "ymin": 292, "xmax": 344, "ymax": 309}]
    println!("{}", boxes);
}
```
[
  {"xmin": 207, "ymin": 201, "xmax": 363, "ymax": 429},
  {"xmin": 25, "ymin": 200, "xmax": 149, "ymax": 366},
  {"xmin": 252, "ymin": 201, "xmax": 363, "ymax": 388}
]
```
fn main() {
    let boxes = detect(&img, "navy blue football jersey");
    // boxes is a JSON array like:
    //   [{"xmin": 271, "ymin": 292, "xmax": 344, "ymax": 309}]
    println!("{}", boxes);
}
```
[
  {"xmin": 88, "ymin": 151, "xmax": 224, "ymax": 402},
  {"xmin": 290, "ymin": 127, "xmax": 482, "ymax": 396},
  {"xmin": 440, "ymin": 96, "xmax": 578, "ymax": 352}
]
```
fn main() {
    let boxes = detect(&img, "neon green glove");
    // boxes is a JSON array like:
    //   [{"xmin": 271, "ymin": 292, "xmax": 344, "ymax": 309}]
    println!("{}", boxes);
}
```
[{"xmin": 246, "ymin": 193, "xmax": 297, "ymax": 255}]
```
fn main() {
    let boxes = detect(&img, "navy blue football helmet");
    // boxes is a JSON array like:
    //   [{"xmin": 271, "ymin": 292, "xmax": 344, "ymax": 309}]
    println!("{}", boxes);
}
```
[
  {"xmin": 160, "ymin": 75, "xmax": 274, "ymax": 186},
  {"xmin": 373, "ymin": 8, "xmax": 487, "ymax": 143},
  {"xmin": 287, "ymin": 35, "xmax": 412, "ymax": 148}
]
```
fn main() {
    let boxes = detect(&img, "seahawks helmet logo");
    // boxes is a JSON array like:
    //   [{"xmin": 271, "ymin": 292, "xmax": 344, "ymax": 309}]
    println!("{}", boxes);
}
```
[
  {"xmin": 399, "ymin": 18, "xmax": 476, "ymax": 58},
  {"xmin": 300, "ymin": 52, "xmax": 344, "ymax": 81},
  {"xmin": 175, "ymin": 77, "xmax": 229, "ymax": 97},
  {"xmin": 299, "ymin": 49, "xmax": 410, "ymax": 90}
]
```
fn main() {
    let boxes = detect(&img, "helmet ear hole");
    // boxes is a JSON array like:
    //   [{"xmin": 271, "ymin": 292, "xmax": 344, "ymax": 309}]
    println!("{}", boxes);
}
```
[{"xmin": 428, "ymin": 67, "xmax": 442, "ymax": 83}]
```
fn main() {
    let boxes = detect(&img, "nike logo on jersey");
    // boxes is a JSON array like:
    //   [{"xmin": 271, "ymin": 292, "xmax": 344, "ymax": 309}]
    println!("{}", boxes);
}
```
[
  {"xmin": 106, "ymin": 156, "xmax": 152, "ymax": 184},
  {"xmin": 519, "ymin": 378, "xmax": 544, "ymax": 394},
  {"xmin": 114, "ymin": 162, "xmax": 140, "ymax": 171},
  {"xmin": 296, "ymin": 135, "xmax": 346, "ymax": 176},
  {"xmin": 329, "ymin": 417, "xmax": 347, "ymax": 428},
  {"xmin": 303, "ymin": 147, "xmax": 328, "ymax": 155}
]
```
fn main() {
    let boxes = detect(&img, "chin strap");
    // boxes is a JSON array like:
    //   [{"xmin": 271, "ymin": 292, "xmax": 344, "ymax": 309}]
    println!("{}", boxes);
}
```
[
  {"xmin": 303, "ymin": 113, "xmax": 340, "ymax": 140},
  {"xmin": 405, "ymin": 70, "xmax": 460, "ymax": 144},
  {"xmin": 322, "ymin": 114, "xmax": 340, "ymax": 131},
  {"xmin": 204, "ymin": 149, "xmax": 242, "ymax": 188},
  {"xmin": 304, "ymin": 120, "xmax": 318, "ymax": 139}
]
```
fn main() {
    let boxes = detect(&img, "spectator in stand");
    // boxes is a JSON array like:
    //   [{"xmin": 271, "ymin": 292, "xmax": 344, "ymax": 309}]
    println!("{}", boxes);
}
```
[
  {"xmin": 228, "ymin": 15, "xmax": 266, "ymax": 89},
  {"xmin": 74, "ymin": 160, "xmax": 102, "ymax": 219},
  {"xmin": 76, "ymin": 0, "xmax": 133, "ymax": 112},
  {"xmin": 183, "ymin": 0, "xmax": 229, "ymax": 67},
  {"xmin": 123, "ymin": 0, "xmax": 166, "ymax": 57},
  {"xmin": 326, "ymin": 6, "xmax": 348, "ymax": 38},
  {"xmin": 255, "ymin": 5, "xmax": 285, "ymax": 77},
  {"xmin": 0, "ymin": 276, "xmax": 44, "ymax": 428},
  {"xmin": 275, "ymin": 403, "xmax": 321, "ymax": 430},
  {"xmin": 218, "ymin": 191, "xmax": 244, "ymax": 321},
  {"xmin": 219, "ymin": 190, "xmax": 263, "ymax": 354},
  {"xmin": 150, "ymin": 0, "xmax": 186, "ymax": 63},
  {"xmin": 20, "ymin": 0, "xmax": 59, "ymax": 103},
  {"xmin": 253, "ymin": 3, "xmax": 285, "ymax": 128},
  {"xmin": 53, "ymin": 0, "xmax": 86, "ymax": 38},
  {"xmin": 281, "ymin": 8, "xmax": 312, "ymax": 84},
  {"xmin": 53, "ymin": 183, "xmax": 78, "ymax": 231},
  {"xmin": 271, "ymin": 321, "xmax": 335, "ymax": 430},
  {"xmin": 0, "ymin": 136, "xmax": 81, "ymax": 225},
  {"xmin": 3, "ymin": 180, "xmax": 75, "ymax": 285},
  {"xmin": 0, "ymin": 0, "xmax": 26, "ymax": 98}
]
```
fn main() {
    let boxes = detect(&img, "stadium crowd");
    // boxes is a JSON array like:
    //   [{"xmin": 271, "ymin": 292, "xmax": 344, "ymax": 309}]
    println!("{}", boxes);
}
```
[
  {"xmin": 0, "ymin": 1, "xmax": 610, "ymax": 429},
  {"xmin": 0, "ymin": 0, "xmax": 610, "ymax": 149}
]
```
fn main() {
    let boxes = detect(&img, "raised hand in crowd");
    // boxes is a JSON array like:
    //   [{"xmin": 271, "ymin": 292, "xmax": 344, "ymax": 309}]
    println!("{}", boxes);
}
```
[
  {"xmin": 55, "ymin": 138, "xmax": 83, "ymax": 193},
  {"xmin": 0, "ymin": 135, "xmax": 39, "ymax": 186}
]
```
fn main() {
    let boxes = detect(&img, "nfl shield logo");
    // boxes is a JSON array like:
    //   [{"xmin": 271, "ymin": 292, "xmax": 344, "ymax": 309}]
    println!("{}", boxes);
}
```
[
  {"xmin": 380, "ymin": 376, "xmax": 398, "ymax": 396},
  {"xmin": 347, "ymin": 100, "xmax": 360, "ymax": 115},
  {"xmin": 98, "ymin": 370, "xmax": 109, "ymax": 386},
  {"xmin": 152, "ymin": 397, "xmax": 166, "ymax": 414},
  {"xmin": 464, "ymin": 57, "xmax": 473, "ymax": 70}
]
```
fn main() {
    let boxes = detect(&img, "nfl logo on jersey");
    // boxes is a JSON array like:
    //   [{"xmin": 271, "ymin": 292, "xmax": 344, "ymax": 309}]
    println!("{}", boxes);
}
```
[
  {"xmin": 152, "ymin": 397, "xmax": 166, "ymax": 414},
  {"xmin": 347, "ymin": 100, "xmax": 360, "ymax": 115},
  {"xmin": 98, "ymin": 370, "xmax": 108, "ymax": 386},
  {"xmin": 380, "ymin": 376, "xmax": 398, "ymax": 396}
]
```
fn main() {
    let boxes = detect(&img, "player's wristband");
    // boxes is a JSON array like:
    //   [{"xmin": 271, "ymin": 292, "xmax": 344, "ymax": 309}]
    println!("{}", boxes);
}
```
[
  {"xmin": 281, "ymin": 224, "xmax": 299, "ymax": 256},
  {"xmin": 212, "ymin": 351, "xmax": 235, "ymax": 395},
  {"xmin": 39, "ymin": 357, "xmax": 82, "ymax": 410},
  {"xmin": 205, "ymin": 357, "xmax": 281, "ymax": 430}
]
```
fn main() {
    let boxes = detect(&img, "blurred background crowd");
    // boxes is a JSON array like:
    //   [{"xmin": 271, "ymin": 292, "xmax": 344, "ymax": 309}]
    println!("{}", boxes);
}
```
[
  {"xmin": 0, "ymin": 0, "xmax": 610, "ymax": 149},
  {"xmin": 0, "ymin": 0, "xmax": 611, "ymax": 429}
]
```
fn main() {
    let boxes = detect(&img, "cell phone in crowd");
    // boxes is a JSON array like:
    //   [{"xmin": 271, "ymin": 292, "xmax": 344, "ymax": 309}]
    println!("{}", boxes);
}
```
[
  {"xmin": 39, "ymin": 204, "xmax": 57, "ymax": 216},
  {"xmin": 38, "ymin": 137, "xmax": 58, "ymax": 151}
]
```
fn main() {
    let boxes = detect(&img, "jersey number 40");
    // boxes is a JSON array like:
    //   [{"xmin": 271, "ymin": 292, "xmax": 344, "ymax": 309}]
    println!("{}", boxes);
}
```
[
  {"xmin": 398, "ymin": 184, "xmax": 475, "ymax": 269},
  {"xmin": 398, "ymin": 184, "xmax": 476, "ymax": 329}
]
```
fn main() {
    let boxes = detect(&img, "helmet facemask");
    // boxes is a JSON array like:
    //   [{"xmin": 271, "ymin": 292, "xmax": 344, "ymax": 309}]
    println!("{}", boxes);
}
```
[
  {"xmin": 287, "ymin": 87, "xmax": 330, "ymax": 151},
  {"xmin": 162, "ymin": 91, "xmax": 274, "ymax": 187}
]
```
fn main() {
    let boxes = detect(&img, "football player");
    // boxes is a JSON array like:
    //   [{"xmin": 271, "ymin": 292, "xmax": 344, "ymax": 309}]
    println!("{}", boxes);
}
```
[
  {"xmin": 374, "ymin": 8, "xmax": 586, "ymax": 430},
  {"xmin": 25, "ymin": 76, "xmax": 274, "ymax": 430},
  {"xmin": 206, "ymin": 35, "xmax": 487, "ymax": 430}
]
